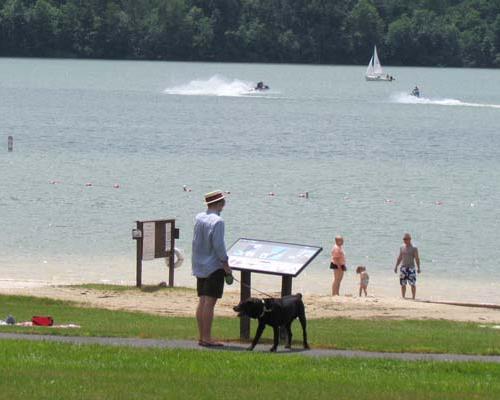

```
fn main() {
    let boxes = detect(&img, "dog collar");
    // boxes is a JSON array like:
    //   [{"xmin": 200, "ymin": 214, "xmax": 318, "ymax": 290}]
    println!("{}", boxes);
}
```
[{"xmin": 259, "ymin": 305, "xmax": 272, "ymax": 318}]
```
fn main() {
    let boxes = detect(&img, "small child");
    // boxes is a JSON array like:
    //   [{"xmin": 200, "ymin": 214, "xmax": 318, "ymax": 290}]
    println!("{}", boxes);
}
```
[{"xmin": 356, "ymin": 266, "xmax": 369, "ymax": 297}]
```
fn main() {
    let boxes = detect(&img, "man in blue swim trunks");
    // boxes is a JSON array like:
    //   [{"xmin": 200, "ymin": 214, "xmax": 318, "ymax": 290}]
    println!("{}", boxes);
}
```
[{"xmin": 394, "ymin": 233, "xmax": 421, "ymax": 299}]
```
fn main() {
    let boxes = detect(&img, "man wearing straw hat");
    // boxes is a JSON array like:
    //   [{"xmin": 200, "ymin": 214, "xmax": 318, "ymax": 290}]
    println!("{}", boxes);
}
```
[{"xmin": 192, "ymin": 190, "xmax": 232, "ymax": 347}]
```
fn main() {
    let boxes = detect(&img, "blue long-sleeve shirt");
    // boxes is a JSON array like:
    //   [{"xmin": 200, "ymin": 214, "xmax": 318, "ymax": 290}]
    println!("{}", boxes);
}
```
[{"xmin": 191, "ymin": 210, "xmax": 228, "ymax": 278}]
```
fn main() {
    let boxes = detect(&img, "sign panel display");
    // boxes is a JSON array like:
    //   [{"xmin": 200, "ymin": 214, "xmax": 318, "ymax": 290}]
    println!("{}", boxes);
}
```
[
  {"xmin": 142, "ymin": 222, "xmax": 156, "ymax": 261},
  {"xmin": 228, "ymin": 238, "xmax": 322, "ymax": 277}
]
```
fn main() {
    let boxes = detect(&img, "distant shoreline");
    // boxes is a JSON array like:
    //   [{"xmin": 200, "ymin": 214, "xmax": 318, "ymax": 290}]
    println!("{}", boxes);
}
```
[{"xmin": 2, "ymin": 56, "xmax": 500, "ymax": 70}]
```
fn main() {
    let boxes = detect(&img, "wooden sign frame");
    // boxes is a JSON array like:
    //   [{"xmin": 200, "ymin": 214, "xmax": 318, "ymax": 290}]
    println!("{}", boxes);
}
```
[{"xmin": 134, "ymin": 219, "xmax": 179, "ymax": 287}]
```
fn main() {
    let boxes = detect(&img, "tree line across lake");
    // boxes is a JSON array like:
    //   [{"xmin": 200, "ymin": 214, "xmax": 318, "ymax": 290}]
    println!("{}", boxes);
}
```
[{"xmin": 1, "ymin": 0, "xmax": 500, "ymax": 67}]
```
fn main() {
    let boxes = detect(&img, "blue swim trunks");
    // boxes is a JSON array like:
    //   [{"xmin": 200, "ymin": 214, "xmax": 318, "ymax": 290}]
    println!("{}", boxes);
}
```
[{"xmin": 400, "ymin": 266, "xmax": 416, "ymax": 286}]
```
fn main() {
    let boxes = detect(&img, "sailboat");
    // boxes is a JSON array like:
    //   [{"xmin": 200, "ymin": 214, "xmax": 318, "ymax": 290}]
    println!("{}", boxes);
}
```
[{"xmin": 365, "ymin": 46, "xmax": 393, "ymax": 81}]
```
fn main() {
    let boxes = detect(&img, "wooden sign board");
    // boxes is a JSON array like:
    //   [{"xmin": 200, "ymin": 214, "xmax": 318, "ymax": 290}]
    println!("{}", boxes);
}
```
[{"xmin": 135, "ymin": 219, "xmax": 179, "ymax": 287}]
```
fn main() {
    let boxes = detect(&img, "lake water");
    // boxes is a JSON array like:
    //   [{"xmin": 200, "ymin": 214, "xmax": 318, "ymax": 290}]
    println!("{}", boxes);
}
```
[{"xmin": 1, "ymin": 58, "xmax": 499, "ymax": 303}]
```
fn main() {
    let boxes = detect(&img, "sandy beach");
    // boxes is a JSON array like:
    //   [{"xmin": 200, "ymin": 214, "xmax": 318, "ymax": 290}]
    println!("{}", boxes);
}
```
[{"xmin": 1, "ymin": 283, "xmax": 499, "ymax": 324}]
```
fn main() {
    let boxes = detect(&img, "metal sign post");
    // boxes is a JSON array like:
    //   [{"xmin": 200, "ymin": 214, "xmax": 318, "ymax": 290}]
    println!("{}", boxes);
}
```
[{"xmin": 132, "ymin": 219, "xmax": 179, "ymax": 287}]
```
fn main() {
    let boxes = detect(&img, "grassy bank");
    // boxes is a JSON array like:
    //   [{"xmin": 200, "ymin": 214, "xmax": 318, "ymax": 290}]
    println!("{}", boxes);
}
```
[
  {"xmin": 1, "ymin": 294, "xmax": 499, "ymax": 355},
  {"xmin": 1, "ymin": 340, "xmax": 499, "ymax": 400}
]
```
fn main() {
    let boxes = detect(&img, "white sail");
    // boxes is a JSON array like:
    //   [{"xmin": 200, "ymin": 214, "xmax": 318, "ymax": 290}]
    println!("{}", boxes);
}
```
[
  {"xmin": 372, "ymin": 46, "xmax": 383, "ymax": 75},
  {"xmin": 366, "ymin": 55, "xmax": 374, "ymax": 76},
  {"xmin": 365, "ymin": 45, "xmax": 392, "ymax": 81}
]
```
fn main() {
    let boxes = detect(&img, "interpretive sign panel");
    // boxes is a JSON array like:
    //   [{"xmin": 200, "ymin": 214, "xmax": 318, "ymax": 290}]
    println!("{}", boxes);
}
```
[{"xmin": 228, "ymin": 238, "xmax": 322, "ymax": 277}]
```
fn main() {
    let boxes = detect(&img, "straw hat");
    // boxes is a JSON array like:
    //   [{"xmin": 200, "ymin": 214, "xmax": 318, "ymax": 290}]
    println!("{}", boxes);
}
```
[{"xmin": 205, "ymin": 190, "xmax": 225, "ymax": 205}]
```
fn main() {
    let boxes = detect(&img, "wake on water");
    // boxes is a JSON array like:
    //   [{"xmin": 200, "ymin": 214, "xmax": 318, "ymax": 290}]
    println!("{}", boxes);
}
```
[
  {"xmin": 164, "ymin": 80, "xmax": 499, "ymax": 107},
  {"xmin": 164, "ymin": 75, "xmax": 270, "ymax": 97},
  {"xmin": 392, "ymin": 92, "xmax": 500, "ymax": 109}
]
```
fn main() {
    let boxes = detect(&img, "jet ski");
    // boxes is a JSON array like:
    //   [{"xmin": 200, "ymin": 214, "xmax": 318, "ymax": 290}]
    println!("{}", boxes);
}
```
[
  {"xmin": 254, "ymin": 81, "xmax": 269, "ymax": 91},
  {"xmin": 411, "ymin": 86, "xmax": 420, "ymax": 98}
]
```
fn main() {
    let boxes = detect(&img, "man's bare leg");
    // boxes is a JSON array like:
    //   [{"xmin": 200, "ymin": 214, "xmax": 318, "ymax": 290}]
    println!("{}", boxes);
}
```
[
  {"xmin": 196, "ymin": 296, "xmax": 206, "ymax": 341},
  {"xmin": 401, "ymin": 285, "xmax": 406, "ymax": 298},
  {"xmin": 411, "ymin": 285, "xmax": 416, "ymax": 300},
  {"xmin": 201, "ymin": 296, "xmax": 218, "ymax": 343}
]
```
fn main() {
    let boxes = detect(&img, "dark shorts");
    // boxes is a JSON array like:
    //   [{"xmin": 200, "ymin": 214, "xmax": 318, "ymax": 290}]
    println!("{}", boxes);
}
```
[
  {"xmin": 197, "ymin": 269, "xmax": 225, "ymax": 299},
  {"xmin": 400, "ymin": 266, "xmax": 417, "ymax": 286},
  {"xmin": 330, "ymin": 263, "xmax": 346, "ymax": 271}
]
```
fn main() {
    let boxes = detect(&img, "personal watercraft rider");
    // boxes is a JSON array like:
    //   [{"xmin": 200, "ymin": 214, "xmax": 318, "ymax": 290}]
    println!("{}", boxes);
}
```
[{"xmin": 255, "ymin": 81, "xmax": 269, "ymax": 90}]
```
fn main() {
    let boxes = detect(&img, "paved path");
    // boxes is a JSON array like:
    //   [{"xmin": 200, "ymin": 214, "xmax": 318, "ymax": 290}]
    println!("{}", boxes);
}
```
[{"xmin": 1, "ymin": 333, "xmax": 499, "ymax": 363}]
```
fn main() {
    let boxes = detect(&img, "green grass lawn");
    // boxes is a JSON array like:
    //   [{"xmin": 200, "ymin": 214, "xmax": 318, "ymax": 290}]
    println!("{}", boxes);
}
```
[
  {"xmin": 0, "ymin": 339, "xmax": 499, "ymax": 400},
  {"xmin": 0, "ymin": 293, "xmax": 499, "ymax": 355}
]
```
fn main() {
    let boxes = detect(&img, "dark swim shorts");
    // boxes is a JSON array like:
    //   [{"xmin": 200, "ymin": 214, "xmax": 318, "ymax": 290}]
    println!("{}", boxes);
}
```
[
  {"xmin": 400, "ymin": 266, "xmax": 417, "ymax": 286},
  {"xmin": 197, "ymin": 269, "xmax": 225, "ymax": 298},
  {"xmin": 330, "ymin": 263, "xmax": 347, "ymax": 271}
]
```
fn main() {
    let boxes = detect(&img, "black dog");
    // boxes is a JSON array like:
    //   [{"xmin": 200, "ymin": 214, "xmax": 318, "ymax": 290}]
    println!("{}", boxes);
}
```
[{"xmin": 233, "ymin": 294, "xmax": 309, "ymax": 352}]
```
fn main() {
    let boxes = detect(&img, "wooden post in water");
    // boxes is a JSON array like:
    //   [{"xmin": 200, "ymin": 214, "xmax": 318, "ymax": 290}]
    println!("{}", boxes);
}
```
[{"xmin": 7, "ymin": 136, "xmax": 13, "ymax": 152}]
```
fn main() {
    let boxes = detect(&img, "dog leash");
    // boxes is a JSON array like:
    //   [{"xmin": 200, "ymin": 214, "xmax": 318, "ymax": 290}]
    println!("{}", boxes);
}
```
[{"xmin": 231, "ymin": 276, "xmax": 275, "ymax": 298}]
